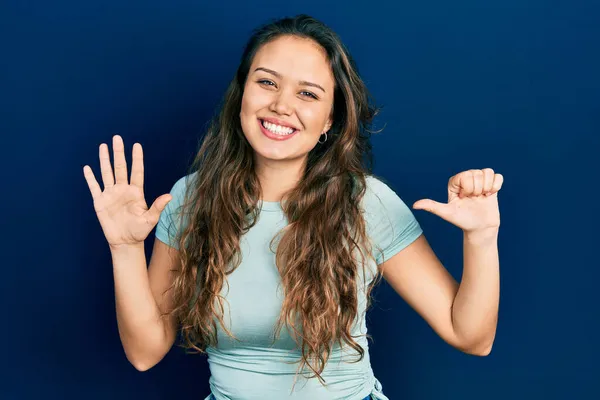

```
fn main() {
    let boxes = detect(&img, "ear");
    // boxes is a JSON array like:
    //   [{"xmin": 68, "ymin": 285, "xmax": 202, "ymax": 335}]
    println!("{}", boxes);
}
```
[{"xmin": 324, "ymin": 117, "xmax": 333, "ymax": 133}]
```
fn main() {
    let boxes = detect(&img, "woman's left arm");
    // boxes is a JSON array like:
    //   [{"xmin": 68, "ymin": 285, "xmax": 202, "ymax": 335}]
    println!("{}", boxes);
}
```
[{"xmin": 380, "ymin": 169, "xmax": 504, "ymax": 356}]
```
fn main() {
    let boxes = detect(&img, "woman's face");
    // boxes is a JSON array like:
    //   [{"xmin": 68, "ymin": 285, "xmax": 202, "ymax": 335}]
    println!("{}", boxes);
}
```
[{"xmin": 240, "ymin": 35, "xmax": 335, "ymax": 165}]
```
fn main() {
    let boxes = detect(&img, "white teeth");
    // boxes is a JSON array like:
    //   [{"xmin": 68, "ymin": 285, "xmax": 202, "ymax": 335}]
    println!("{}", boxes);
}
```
[{"xmin": 262, "ymin": 120, "xmax": 295, "ymax": 135}]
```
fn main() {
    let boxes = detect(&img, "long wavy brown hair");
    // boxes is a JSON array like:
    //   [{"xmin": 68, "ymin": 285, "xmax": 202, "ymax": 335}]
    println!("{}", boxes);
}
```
[{"xmin": 166, "ymin": 14, "xmax": 383, "ymax": 384}]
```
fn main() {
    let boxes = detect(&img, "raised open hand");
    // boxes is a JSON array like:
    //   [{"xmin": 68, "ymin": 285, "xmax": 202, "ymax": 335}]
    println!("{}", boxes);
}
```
[{"xmin": 83, "ymin": 135, "xmax": 172, "ymax": 249}]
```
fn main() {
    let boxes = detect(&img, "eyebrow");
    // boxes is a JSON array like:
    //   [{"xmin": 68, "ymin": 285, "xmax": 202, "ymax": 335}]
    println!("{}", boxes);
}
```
[{"xmin": 254, "ymin": 67, "xmax": 326, "ymax": 93}]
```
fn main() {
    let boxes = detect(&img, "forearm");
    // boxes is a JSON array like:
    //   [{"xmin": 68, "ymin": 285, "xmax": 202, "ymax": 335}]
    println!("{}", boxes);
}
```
[
  {"xmin": 111, "ymin": 243, "xmax": 169, "ymax": 369},
  {"xmin": 451, "ymin": 228, "xmax": 500, "ymax": 354}
]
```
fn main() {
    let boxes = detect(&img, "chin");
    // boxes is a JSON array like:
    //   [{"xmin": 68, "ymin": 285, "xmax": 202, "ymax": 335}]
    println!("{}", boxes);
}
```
[
  {"xmin": 253, "ymin": 146, "xmax": 299, "ymax": 162},
  {"xmin": 244, "ymin": 132, "xmax": 298, "ymax": 162}
]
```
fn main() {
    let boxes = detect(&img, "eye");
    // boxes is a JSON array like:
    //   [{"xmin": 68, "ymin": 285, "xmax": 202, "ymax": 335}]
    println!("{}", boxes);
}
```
[
  {"xmin": 258, "ymin": 79, "xmax": 275, "ymax": 87},
  {"xmin": 300, "ymin": 91, "xmax": 318, "ymax": 100}
]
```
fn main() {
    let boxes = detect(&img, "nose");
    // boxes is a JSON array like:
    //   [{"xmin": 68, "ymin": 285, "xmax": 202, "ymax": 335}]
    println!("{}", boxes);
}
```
[{"xmin": 269, "ymin": 90, "xmax": 293, "ymax": 116}]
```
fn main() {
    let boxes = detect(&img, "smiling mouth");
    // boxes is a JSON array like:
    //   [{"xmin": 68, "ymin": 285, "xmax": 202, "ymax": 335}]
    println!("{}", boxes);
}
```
[{"xmin": 259, "ymin": 119, "xmax": 297, "ymax": 136}]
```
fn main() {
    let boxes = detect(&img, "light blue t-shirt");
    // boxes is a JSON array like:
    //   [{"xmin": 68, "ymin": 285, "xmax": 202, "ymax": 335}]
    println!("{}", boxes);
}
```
[{"xmin": 155, "ymin": 173, "xmax": 423, "ymax": 400}]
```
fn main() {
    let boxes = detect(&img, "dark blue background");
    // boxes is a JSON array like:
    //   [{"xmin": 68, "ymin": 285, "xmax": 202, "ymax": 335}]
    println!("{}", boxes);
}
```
[{"xmin": 2, "ymin": 0, "xmax": 598, "ymax": 399}]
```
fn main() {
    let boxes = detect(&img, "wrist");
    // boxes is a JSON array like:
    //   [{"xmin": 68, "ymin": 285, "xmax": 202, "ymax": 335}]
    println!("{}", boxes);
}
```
[
  {"xmin": 464, "ymin": 227, "xmax": 499, "ymax": 245},
  {"xmin": 109, "ymin": 242, "xmax": 145, "ymax": 254}
]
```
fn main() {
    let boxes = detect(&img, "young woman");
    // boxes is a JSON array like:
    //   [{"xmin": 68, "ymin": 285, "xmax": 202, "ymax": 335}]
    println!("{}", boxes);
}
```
[{"xmin": 83, "ymin": 14, "xmax": 503, "ymax": 400}]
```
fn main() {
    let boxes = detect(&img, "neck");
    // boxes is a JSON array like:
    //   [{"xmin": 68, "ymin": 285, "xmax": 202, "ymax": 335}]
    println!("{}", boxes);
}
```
[{"xmin": 255, "ymin": 156, "xmax": 306, "ymax": 202}]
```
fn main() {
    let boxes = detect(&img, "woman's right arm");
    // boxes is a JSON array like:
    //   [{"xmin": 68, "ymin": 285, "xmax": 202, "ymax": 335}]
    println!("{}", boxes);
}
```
[{"xmin": 111, "ymin": 238, "xmax": 180, "ymax": 371}]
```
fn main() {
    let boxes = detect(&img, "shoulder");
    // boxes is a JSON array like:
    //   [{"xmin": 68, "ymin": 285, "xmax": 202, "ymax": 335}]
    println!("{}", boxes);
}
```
[
  {"xmin": 159, "ymin": 171, "xmax": 198, "ymax": 223},
  {"xmin": 364, "ymin": 174, "xmax": 393, "ymax": 195},
  {"xmin": 155, "ymin": 172, "xmax": 198, "ymax": 248},
  {"xmin": 168, "ymin": 171, "xmax": 198, "ymax": 202},
  {"xmin": 362, "ymin": 174, "xmax": 409, "ymax": 212},
  {"xmin": 361, "ymin": 174, "xmax": 423, "ymax": 265}
]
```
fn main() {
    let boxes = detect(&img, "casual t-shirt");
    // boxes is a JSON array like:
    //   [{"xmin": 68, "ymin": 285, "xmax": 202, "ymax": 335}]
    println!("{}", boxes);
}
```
[{"xmin": 155, "ymin": 172, "xmax": 423, "ymax": 400}]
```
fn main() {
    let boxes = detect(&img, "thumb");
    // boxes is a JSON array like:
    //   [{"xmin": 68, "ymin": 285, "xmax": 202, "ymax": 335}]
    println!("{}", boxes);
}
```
[
  {"xmin": 412, "ymin": 199, "xmax": 449, "ymax": 217},
  {"xmin": 147, "ymin": 194, "xmax": 173, "ymax": 221}
]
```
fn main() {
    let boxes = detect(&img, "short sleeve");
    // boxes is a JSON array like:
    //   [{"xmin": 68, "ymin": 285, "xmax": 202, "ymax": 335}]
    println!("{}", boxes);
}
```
[
  {"xmin": 155, "ymin": 174, "xmax": 192, "ymax": 250},
  {"xmin": 363, "ymin": 175, "xmax": 423, "ymax": 265}
]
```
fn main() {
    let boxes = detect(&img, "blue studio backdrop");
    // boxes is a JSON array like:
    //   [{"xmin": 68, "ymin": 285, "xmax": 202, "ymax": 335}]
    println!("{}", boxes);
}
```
[{"xmin": 2, "ymin": 1, "xmax": 598, "ymax": 399}]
